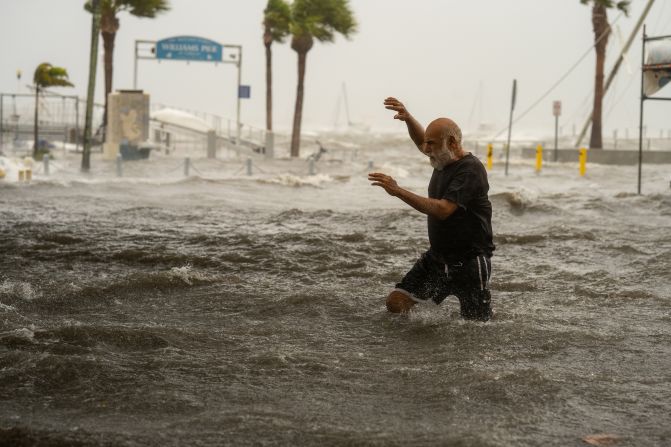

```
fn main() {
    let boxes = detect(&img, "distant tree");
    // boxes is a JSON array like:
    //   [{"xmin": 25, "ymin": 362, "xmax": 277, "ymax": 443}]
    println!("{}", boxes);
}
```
[
  {"xmin": 33, "ymin": 63, "xmax": 73, "ymax": 158},
  {"xmin": 289, "ymin": 0, "xmax": 357, "ymax": 157},
  {"xmin": 263, "ymin": 0, "xmax": 291, "ymax": 132},
  {"xmin": 84, "ymin": 0, "xmax": 169, "ymax": 140},
  {"xmin": 580, "ymin": 0, "xmax": 630, "ymax": 149}
]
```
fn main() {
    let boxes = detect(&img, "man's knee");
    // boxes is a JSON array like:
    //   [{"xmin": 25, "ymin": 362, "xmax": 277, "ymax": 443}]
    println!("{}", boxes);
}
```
[{"xmin": 386, "ymin": 291, "xmax": 415, "ymax": 313}]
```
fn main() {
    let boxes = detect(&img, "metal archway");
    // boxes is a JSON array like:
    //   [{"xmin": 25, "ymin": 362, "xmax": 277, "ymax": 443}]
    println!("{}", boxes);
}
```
[{"xmin": 133, "ymin": 36, "xmax": 244, "ymax": 142}]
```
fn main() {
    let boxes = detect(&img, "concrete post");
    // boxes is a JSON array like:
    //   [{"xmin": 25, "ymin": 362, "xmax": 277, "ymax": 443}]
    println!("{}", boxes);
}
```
[
  {"xmin": 207, "ymin": 130, "xmax": 216, "ymax": 159},
  {"xmin": 246, "ymin": 158, "xmax": 252, "ymax": 176},
  {"xmin": 184, "ymin": 157, "xmax": 190, "ymax": 177},
  {"xmin": 43, "ymin": 154, "xmax": 50, "ymax": 175},
  {"xmin": 265, "ymin": 131, "xmax": 274, "ymax": 158},
  {"xmin": 309, "ymin": 158, "xmax": 315, "ymax": 175},
  {"xmin": 116, "ymin": 153, "xmax": 123, "ymax": 177}
]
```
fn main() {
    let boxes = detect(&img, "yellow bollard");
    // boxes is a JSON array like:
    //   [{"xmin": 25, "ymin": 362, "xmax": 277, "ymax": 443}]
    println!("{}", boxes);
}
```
[
  {"xmin": 486, "ymin": 143, "xmax": 493, "ymax": 170},
  {"xmin": 25, "ymin": 168, "xmax": 32, "ymax": 182},
  {"xmin": 535, "ymin": 144, "xmax": 543, "ymax": 173},
  {"xmin": 0, "ymin": 167, "xmax": 5, "ymax": 179},
  {"xmin": 19, "ymin": 169, "xmax": 25, "ymax": 182},
  {"xmin": 579, "ymin": 148, "xmax": 587, "ymax": 176}
]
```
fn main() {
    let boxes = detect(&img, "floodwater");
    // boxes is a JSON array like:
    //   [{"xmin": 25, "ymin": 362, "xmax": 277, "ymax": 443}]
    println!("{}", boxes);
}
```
[{"xmin": 1, "ymin": 135, "xmax": 670, "ymax": 446}]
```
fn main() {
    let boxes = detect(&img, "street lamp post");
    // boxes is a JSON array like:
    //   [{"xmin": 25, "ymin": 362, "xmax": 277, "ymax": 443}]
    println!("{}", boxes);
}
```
[{"xmin": 82, "ymin": 0, "xmax": 102, "ymax": 172}]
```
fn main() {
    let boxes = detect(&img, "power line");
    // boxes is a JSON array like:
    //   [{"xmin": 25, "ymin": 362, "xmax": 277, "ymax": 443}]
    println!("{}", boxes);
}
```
[{"xmin": 488, "ymin": 11, "xmax": 625, "ymax": 141}]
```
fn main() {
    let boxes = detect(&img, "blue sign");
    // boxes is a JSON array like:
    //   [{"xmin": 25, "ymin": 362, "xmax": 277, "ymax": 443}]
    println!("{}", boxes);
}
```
[
  {"xmin": 238, "ymin": 85, "xmax": 251, "ymax": 99},
  {"xmin": 156, "ymin": 36, "xmax": 223, "ymax": 62}
]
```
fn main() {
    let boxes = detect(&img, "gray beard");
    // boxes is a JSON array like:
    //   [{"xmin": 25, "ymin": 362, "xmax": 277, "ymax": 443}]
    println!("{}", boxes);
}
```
[
  {"xmin": 430, "ymin": 158, "xmax": 445, "ymax": 170},
  {"xmin": 430, "ymin": 146, "xmax": 456, "ymax": 170}
]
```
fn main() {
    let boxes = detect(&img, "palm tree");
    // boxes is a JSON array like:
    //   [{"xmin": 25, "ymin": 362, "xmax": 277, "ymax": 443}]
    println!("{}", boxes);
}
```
[
  {"xmin": 580, "ymin": 0, "xmax": 630, "ymax": 149},
  {"xmin": 263, "ymin": 0, "xmax": 291, "ymax": 132},
  {"xmin": 289, "ymin": 0, "xmax": 356, "ymax": 157},
  {"xmin": 33, "ymin": 63, "xmax": 73, "ymax": 159},
  {"xmin": 84, "ymin": 0, "xmax": 169, "ymax": 140}
]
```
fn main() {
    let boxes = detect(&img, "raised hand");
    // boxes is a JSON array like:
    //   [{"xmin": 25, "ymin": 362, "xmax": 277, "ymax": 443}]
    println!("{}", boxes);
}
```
[
  {"xmin": 384, "ymin": 97, "xmax": 412, "ymax": 122},
  {"xmin": 368, "ymin": 172, "xmax": 400, "ymax": 196}
]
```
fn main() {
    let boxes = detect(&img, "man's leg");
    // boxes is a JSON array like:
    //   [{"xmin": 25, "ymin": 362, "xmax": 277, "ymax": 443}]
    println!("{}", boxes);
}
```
[
  {"xmin": 386, "ymin": 290, "xmax": 416, "ymax": 313},
  {"xmin": 454, "ymin": 255, "xmax": 492, "ymax": 321},
  {"xmin": 387, "ymin": 251, "xmax": 447, "ymax": 314},
  {"xmin": 458, "ymin": 289, "xmax": 492, "ymax": 321}
]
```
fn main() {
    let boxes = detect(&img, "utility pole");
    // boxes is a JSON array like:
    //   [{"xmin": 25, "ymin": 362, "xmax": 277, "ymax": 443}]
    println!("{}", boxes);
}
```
[{"xmin": 82, "ymin": 0, "xmax": 102, "ymax": 172}]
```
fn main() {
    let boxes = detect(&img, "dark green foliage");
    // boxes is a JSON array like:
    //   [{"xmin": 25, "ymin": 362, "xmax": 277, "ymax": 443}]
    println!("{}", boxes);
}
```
[
  {"xmin": 33, "ymin": 63, "xmax": 73, "ymax": 89},
  {"xmin": 264, "ymin": 0, "xmax": 292, "ymax": 43},
  {"xmin": 84, "ymin": 0, "xmax": 169, "ymax": 18},
  {"xmin": 579, "ymin": 0, "xmax": 630, "ymax": 15},
  {"xmin": 291, "ymin": 0, "xmax": 357, "ymax": 42}
]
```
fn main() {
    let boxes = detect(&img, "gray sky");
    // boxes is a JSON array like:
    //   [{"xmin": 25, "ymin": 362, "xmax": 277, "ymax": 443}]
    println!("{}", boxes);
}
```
[{"xmin": 1, "ymin": 0, "xmax": 670, "ymax": 139}]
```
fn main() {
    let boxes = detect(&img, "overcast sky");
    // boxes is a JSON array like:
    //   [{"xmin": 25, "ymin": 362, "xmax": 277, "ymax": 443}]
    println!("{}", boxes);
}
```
[{"xmin": 1, "ymin": 0, "xmax": 670, "ymax": 139}]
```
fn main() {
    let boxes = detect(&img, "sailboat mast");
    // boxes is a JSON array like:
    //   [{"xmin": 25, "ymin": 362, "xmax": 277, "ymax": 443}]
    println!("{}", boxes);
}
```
[{"xmin": 342, "ymin": 83, "xmax": 352, "ymax": 126}]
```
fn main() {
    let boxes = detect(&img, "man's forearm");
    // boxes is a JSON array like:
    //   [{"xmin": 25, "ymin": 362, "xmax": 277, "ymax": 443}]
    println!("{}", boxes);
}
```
[
  {"xmin": 395, "ymin": 187, "xmax": 456, "ymax": 220},
  {"xmin": 405, "ymin": 116, "xmax": 425, "ymax": 150}
]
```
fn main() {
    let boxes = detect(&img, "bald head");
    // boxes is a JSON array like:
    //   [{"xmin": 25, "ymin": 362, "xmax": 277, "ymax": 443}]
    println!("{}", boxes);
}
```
[
  {"xmin": 422, "ymin": 118, "xmax": 464, "ymax": 170},
  {"xmin": 426, "ymin": 118, "xmax": 462, "ymax": 149}
]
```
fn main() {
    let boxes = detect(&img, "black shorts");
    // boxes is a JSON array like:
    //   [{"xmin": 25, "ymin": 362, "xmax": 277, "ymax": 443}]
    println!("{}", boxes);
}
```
[{"xmin": 395, "ymin": 250, "xmax": 493, "ymax": 321}]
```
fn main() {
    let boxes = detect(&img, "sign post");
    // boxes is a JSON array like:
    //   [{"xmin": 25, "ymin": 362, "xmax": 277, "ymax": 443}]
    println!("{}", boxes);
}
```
[
  {"xmin": 504, "ymin": 79, "xmax": 517, "ymax": 176},
  {"xmin": 553, "ymin": 100, "xmax": 561, "ymax": 162}
]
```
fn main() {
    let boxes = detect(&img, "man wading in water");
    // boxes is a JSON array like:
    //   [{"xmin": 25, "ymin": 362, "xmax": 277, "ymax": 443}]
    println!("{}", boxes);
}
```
[{"xmin": 368, "ymin": 97, "xmax": 495, "ymax": 321}]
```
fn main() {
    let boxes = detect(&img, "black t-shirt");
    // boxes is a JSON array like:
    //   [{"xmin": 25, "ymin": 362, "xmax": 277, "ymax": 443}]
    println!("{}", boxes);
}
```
[{"xmin": 427, "ymin": 153, "xmax": 495, "ymax": 263}]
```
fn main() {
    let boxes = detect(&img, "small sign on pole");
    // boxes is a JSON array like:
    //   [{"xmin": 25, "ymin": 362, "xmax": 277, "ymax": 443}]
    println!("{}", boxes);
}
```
[
  {"xmin": 504, "ymin": 79, "xmax": 517, "ymax": 176},
  {"xmin": 553, "ymin": 100, "xmax": 561, "ymax": 162},
  {"xmin": 238, "ymin": 85, "xmax": 251, "ymax": 99}
]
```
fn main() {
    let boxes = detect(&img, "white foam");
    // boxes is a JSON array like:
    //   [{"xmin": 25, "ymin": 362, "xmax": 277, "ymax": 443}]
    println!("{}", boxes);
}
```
[
  {"xmin": 167, "ymin": 265, "xmax": 208, "ymax": 285},
  {"xmin": 0, "ymin": 280, "xmax": 39, "ymax": 301},
  {"xmin": 12, "ymin": 327, "xmax": 35, "ymax": 340},
  {"xmin": 0, "ymin": 303, "xmax": 17, "ymax": 312},
  {"xmin": 0, "ymin": 156, "xmax": 35, "ymax": 184},
  {"xmin": 263, "ymin": 173, "xmax": 335, "ymax": 188},
  {"xmin": 377, "ymin": 163, "xmax": 410, "ymax": 179}
]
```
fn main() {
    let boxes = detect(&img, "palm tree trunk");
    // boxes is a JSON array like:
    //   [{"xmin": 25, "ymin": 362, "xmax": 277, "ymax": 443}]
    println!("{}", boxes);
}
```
[
  {"xmin": 589, "ymin": 4, "xmax": 609, "ymax": 149},
  {"xmin": 101, "ymin": 29, "xmax": 115, "ymax": 142},
  {"xmin": 33, "ymin": 86, "xmax": 39, "ymax": 158},
  {"xmin": 265, "ymin": 41, "xmax": 273, "ymax": 131},
  {"xmin": 291, "ymin": 50, "xmax": 308, "ymax": 157}
]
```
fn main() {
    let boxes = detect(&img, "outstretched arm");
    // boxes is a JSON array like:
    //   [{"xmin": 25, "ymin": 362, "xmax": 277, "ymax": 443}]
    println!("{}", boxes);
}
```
[
  {"xmin": 368, "ymin": 172, "xmax": 458, "ymax": 220},
  {"xmin": 384, "ymin": 97, "xmax": 425, "ymax": 151}
]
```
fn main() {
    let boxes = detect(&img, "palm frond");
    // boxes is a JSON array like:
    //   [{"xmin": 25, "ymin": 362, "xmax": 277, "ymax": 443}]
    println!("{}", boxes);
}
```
[
  {"xmin": 291, "ymin": 0, "xmax": 357, "ymax": 44},
  {"xmin": 33, "ymin": 63, "xmax": 74, "ymax": 88},
  {"xmin": 579, "ymin": 0, "xmax": 630, "ymax": 15},
  {"xmin": 264, "ymin": 0, "xmax": 292, "ymax": 42},
  {"xmin": 86, "ymin": 0, "xmax": 169, "ymax": 18},
  {"xmin": 125, "ymin": 0, "xmax": 170, "ymax": 18}
]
